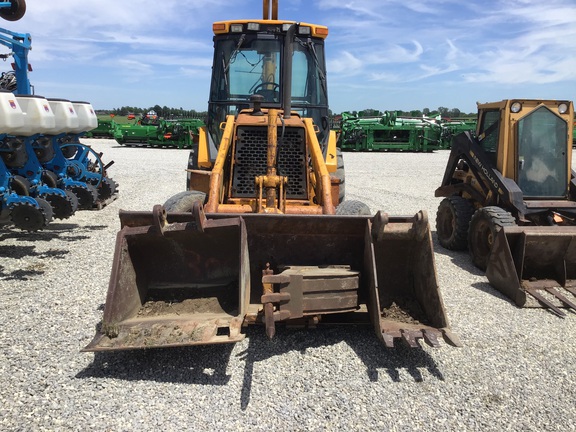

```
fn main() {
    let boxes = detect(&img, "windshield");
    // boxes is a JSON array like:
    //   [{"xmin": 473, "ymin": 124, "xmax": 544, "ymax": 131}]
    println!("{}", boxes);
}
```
[
  {"xmin": 517, "ymin": 106, "xmax": 568, "ymax": 198},
  {"xmin": 208, "ymin": 33, "xmax": 330, "ymax": 146}
]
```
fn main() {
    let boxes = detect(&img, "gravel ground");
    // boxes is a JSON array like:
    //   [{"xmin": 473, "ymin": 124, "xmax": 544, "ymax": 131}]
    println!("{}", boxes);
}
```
[{"xmin": 1, "ymin": 138, "xmax": 574, "ymax": 431}]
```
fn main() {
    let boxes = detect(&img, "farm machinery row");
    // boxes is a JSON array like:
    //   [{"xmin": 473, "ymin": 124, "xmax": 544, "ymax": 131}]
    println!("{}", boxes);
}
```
[
  {"xmin": 0, "ymin": 24, "xmax": 117, "ymax": 232},
  {"xmin": 93, "ymin": 113, "xmax": 206, "ymax": 149},
  {"xmin": 337, "ymin": 111, "xmax": 476, "ymax": 152}
]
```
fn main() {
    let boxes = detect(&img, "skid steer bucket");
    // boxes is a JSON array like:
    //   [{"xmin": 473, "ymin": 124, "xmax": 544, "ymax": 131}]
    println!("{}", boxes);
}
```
[
  {"xmin": 84, "ymin": 205, "xmax": 460, "ymax": 351},
  {"xmin": 486, "ymin": 226, "xmax": 576, "ymax": 317}
]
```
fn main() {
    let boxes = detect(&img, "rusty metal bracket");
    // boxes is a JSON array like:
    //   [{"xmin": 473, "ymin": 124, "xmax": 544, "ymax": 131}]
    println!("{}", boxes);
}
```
[
  {"xmin": 371, "ymin": 211, "xmax": 390, "ymax": 242},
  {"xmin": 411, "ymin": 210, "xmax": 429, "ymax": 241},
  {"xmin": 192, "ymin": 201, "xmax": 207, "ymax": 233},
  {"xmin": 152, "ymin": 205, "xmax": 167, "ymax": 236}
]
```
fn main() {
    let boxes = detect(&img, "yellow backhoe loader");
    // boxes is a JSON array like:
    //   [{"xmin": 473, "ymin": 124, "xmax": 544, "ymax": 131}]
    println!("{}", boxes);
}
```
[
  {"xmin": 84, "ymin": 1, "xmax": 460, "ymax": 352},
  {"xmin": 435, "ymin": 99, "xmax": 576, "ymax": 317}
]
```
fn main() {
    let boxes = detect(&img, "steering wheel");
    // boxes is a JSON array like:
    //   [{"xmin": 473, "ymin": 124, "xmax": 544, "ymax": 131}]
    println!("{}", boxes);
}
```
[{"xmin": 252, "ymin": 82, "xmax": 280, "ymax": 94}]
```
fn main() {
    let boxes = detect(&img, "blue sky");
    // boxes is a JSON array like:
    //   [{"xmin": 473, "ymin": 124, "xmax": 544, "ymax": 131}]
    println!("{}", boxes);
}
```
[{"xmin": 3, "ymin": 0, "xmax": 575, "ymax": 114}]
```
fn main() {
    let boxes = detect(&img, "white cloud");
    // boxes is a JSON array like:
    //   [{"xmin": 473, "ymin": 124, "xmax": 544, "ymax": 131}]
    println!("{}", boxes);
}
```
[{"xmin": 4, "ymin": 0, "xmax": 574, "ymax": 112}]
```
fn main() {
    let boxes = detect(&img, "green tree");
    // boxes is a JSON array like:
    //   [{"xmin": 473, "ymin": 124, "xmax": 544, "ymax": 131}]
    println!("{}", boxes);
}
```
[{"xmin": 437, "ymin": 107, "xmax": 449, "ymax": 117}]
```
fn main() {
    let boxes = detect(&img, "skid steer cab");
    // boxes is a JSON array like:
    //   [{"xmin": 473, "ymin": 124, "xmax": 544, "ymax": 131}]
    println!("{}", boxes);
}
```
[
  {"xmin": 435, "ymin": 99, "xmax": 576, "ymax": 317},
  {"xmin": 84, "ymin": 5, "xmax": 460, "ymax": 353}
]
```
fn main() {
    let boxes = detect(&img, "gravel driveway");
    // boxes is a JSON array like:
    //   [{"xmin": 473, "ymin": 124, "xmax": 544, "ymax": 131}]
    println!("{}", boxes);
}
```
[{"xmin": 1, "ymin": 138, "xmax": 574, "ymax": 431}]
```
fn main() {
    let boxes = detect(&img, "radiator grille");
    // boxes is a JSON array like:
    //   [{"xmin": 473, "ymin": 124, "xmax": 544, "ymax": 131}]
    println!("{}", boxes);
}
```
[{"xmin": 232, "ymin": 126, "xmax": 307, "ymax": 199}]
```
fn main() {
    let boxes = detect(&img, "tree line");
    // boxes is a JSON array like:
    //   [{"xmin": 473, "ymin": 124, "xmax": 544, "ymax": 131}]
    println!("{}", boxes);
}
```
[
  {"xmin": 96, "ymin": 105, "xmax": 475, "ymax": 120},
  {"xmin": 97, "ymin": 105, "xmax": 207, "ymax": 119}
]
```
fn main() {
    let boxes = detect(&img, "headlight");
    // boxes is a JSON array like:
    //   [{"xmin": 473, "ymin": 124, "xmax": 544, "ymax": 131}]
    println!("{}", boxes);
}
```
[
  {"xmin": 298, "ymin": 26, "xmax": 311, "ymax": 35},
  {"xmin": 247, "ymin": 22, "xmax": 260, "ymax": 31},
  {"xmin": 230, "ymin": 24, "xmax": 243, "ymax": 33},
  {"xmin": 510, "ymin": 101, "xmax": 522, "ymax": 113},
  {"xmin": 558, "ymin": 102, "xmax": 568, "ymax": 114}
]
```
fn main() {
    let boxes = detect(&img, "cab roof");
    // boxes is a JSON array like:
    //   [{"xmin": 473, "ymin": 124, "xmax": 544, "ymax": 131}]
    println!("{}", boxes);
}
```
[{"xmin": 212, "ymin": 19, "xmax": 328, "ymax": 39}]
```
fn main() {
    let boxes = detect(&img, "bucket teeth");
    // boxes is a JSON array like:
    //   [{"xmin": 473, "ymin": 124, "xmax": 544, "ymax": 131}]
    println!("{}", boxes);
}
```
[
  {"xmin": 381, "ymin": 329, "xmax": 449, "ymax": 348},
  {"xmin": 545, "ymin": 288, "xmax": 576, "ymax": 311},
  {"xmin": 441, "ymin": 328, "xmax": 463, "ymax": 347},
  {"xmin": 422, "ymin": 330, "xmax": 440, "ymax": 348},
  {"xmin": 382, "ymin": 333, "xmax": 395, "ymax": 348},
  {"xmin": 524, "ymin": 288, "xmax": 566, "ymax": 317},
  {"xmin": 400, "ymin": 330, "xmax": 420, "ymax": 348}
]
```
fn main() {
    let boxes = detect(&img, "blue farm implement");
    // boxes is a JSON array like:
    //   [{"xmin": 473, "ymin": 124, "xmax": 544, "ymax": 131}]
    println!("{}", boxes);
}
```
[
  {"xmin": 0, "ymin": 25, "xmax": 117, "ymax": 223},
  {"xmin": 0, "ymin": 151, "xmax": 51, "ymax": 231}
]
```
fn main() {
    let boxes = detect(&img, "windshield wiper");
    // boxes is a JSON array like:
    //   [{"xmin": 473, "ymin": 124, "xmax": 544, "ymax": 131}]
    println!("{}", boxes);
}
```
[
  {"xmin": 224, "ymin": 34, "xmax": 246, "ymax": 75},
  {"xmin": 222, "ymin": 34, "xmax": 246, "ymax": 90},
  {"xmin": 300, "ymin": 38, "xmax": 327, "ymax": 98}
]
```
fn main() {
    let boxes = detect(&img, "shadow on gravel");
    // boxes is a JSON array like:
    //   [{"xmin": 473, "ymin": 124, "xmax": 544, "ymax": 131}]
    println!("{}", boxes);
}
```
[
  {"xmin": 0, "ymin": 224, "xmax": 108, "ymax": 280},
  {"xmin": 0, "ymin": 245, "xmax": 69, "ymax": 280},
  {"xmin": 0, "ymin": 223, "xmax": 107, "ymax": 243},
  {"xmin": 432, "ymin": 247, "xmax": 484, "ymax": 276},
  {"xmin": 237, "ymin": 326, "xmax": 445, "ymax": 410},
  {"xmin": 470, "ymin": 281, "xmax": 514, "ymax": 303},
  {"xmin": 77, "ymin": 345, "xmax": 235, "ymax": 385},
  {"xmin": 77, "ymin": 325, "xmax": 445, "ymax": 410}
]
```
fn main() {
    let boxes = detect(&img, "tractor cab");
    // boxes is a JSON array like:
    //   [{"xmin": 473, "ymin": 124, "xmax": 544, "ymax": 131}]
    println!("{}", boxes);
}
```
[
  {"xmin": 207, "ymin": 19, "xmax": 330, "ymax": 146},
  {"xmin": 476, "ymin": 100, "xmax": 573, "ymax": 199}
]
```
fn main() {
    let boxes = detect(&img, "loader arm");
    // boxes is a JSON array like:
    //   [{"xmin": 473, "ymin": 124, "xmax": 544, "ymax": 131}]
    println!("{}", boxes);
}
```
[
  {"xmin": 435, "ymin": 131, "xmax": 527, "ymax": 218},
  {"xmin": 303, "ymin": 117, "xmax": 335, "ymax": 214},
  {"xmin": 204, "ymin": 115, "xmax": 236, "ymax": 213}
]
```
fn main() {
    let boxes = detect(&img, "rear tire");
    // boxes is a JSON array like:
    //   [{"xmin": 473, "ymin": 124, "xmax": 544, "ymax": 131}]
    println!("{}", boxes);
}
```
[
  {"xmin": 468, "ymin": 206, "xmax": 516, "ymax": 271},
  {"xmin": 436, "ymin": 196, "xmax": 475, "ymax": 250},
  {"xmin": 336, "ymin": 200, "xmax": 371, "ymax": 215},
  {"xmin": 164, "ymin": 190, "xmax": 206, "ymax": 212}
]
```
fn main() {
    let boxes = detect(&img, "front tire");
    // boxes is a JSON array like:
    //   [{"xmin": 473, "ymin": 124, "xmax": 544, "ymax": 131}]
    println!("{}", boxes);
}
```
[
  {"xmin": 468, "ymin": 206, "xmax": 516, "ymax": 270},
  {"xmin": 436, "ymin": 196, "xmax": 475, "ymax": 250},
  {"xmin": 336, "ymin": 200, "xmax": 371, "ymax": 215},
  {"xmin": 164, "ymin": 190, "xmax": 206, "ymax": 212}
]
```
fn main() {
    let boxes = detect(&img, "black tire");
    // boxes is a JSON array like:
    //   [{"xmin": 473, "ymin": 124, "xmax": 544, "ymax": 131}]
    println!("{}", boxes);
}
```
[
  {"xmin": 164, "ymin": 190, "xmax": 206, "ymax": 212},
  {"xmin": 64, "ymin": 189, "xmax": 79, "ymax": 213},
  {"xmin": 35, "ymin": 197, "xmax": 53, "ymax": 226},
  {"xmin": 436, "ymin": 196, "xmax": 475, "ymax": 250},
  {"xmin": 10, "ymin": 175, "xmax": 31, "ymax": 195},
  {"xmin": 72, "ymin": 184, "xmax": 97, "ymax": 210},
  {"xmin": 334, "ymin": 148, "xmax": 345, "ymax": 203},
  {"xmin": 0, "ymin": 0, "xmax": 26, "ymax": 21},
  {"xmin": 468, "ymin": 206, "xmax": 516, "ymax": 271},
  {"xmin": 10, "ymin": 203, "xmax": 44, "ymax": 231},
  {"xmin": 336, "ymin": 200, "xmax": 371, "ymax": 215},
  {"xmin": 41, "ymin": 170, "xmax": 59, "ymax": 188}
]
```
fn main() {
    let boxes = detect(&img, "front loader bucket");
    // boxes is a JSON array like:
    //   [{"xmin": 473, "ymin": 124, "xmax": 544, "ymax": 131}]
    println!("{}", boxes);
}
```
[
  {"xmin": 84, "ymin": 206, "xmax": 250, "ymax": 351},
  {"xmin": 365, "ymin": 211, "xmax": 460, "ymax": 347},
  {"xmin": 85, "ymin": 206, "xmax": 459, "ymax": 351},
  {"xmin": 486, "ymin": 226, "xmax": 576, "ymax": 317}
]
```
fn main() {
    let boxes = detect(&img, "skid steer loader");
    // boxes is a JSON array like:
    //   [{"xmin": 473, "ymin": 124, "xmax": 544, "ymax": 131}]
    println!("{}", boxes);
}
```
[
  {"xmin": 84, "ymin": 1, "xmax": 460, "ymax": 352},
  {"xmin": 435, "ymin": 99, "xmax": 576, "ymax": 316}
]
